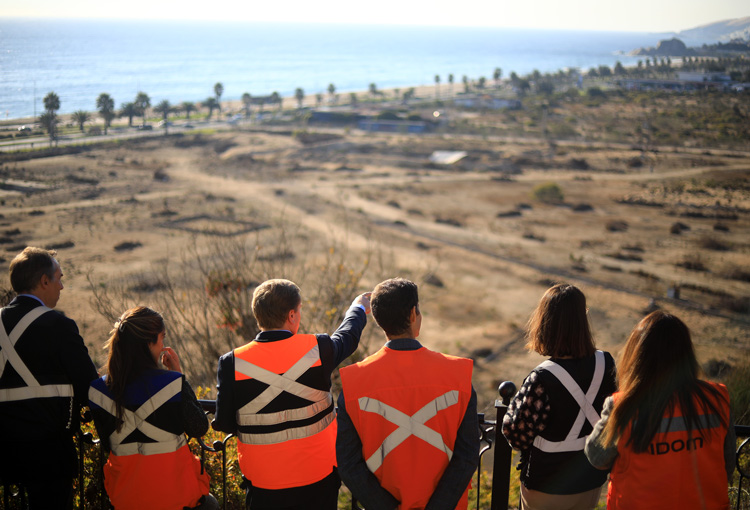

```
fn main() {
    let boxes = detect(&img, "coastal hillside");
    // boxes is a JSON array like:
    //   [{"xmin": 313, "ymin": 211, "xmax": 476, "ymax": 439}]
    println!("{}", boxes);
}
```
[{"xmin": 676, "ymin": 16, "xmax": 750, "ymax": 42}]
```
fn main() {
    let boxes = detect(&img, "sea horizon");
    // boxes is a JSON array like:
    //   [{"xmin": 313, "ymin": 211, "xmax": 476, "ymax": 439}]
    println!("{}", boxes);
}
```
[{"xmin": 0, "ymin": 18, "xmax": 687, "ymax": 121}]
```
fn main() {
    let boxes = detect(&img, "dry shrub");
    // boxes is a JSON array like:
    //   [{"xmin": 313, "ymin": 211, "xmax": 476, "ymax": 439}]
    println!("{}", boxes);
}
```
[
  {"xmin": 698, "ymin": 235, "xmax": 732, "ymax": 251},
  {"xmin": 726, "ymin": 359, "xmax": 750, "ymax": 425},
  {"xmin": 670, "ymin": 222, "xmax": 690, "ymax": 235},
  {"xmin": 89, "ymin": 221, "xmax": 386, "ymax": 387},
  {"xmin": 675, "ymin": 254, "xmax": 707, "ymax": 272},
  {"xmin": 720, "ymin": 265, "xmax": 750, "ymax": 283},
  {"xmin": 605, "ymin": 220, "xmax": 628, "ymax": 232}
]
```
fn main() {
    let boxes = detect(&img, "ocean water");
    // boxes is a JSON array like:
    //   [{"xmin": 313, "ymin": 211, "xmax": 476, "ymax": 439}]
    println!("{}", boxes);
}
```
[{"xmin": 0, "ymin": 18, "xmax": 669, "ymax": 120}]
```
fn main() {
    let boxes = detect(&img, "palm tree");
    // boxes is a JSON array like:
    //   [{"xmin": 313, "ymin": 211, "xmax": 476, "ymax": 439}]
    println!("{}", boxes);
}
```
[
  {"xmin": 38, "ymin": 112, "xmax": 57, "ymax": 147},
  {"xmin": 448, "ymin": 74, "xmax": 454, "ymax": 96},
  {"xmin": 181, "ymin": 101, "xmax": 195, "ymax": 120},
  {"xmin": 270, "ymin": 91, "xmax": 281, "ymax": 111},
  {"xmin": 241, "ymin": 93, "xmax": 252, "ymax": 118},
  {"xmin": 434, "ymin": 74, "xmax": 440, "ymax": 98},
  {"xmin": 120, "ymin": 102, "xmax": 138, "ymax": 127},
  {"xmin": 350, "ymin": 92, "xmax": 358, "ymax": 107},
  {"xmin": 493, "ymin": 67, "xmax": 502, "ymax": 87},
  {"xmin": 43, "ymin": 92, "xmax": 60, "ymax": 114},
  {"xmin": 477, "ymin": 76, "xmax": 487, "ymax": 89},
  {"xmin": 41, "ymin": 92, "xmax": 60, "ymax": 146},
  {"xmin": 72, "ymin": 110, "xmax": 90, "ymax": 132},
  {"xmin": 96, "ymin": 93, "xmax": 115, "ymax": 134},
  {"xmin": 462, "ymin": 75, "xmax": 469, "ymax": 93},
  {"xmin": 154, "ymin": 100, "xmax": 171, "ymax": 120},
  {"xmin": 134, "ymin": 91, "xmax": 150, "ymax": 126},
  {"xmin": 294, "ymin": 87, "xmax": 304, "ymax": 109},
  {"xmin": 203, "ymin": 97, "xmax": 218, "ymax": 119},
  {"xmin": 154, "ymin": 100, "xmax": 171, "ymax": 133},
  {"xmin": 315, "ymin": 93, "xmax": 323, "ymax": 107},
  {"xmin": 369, "ymin": 83, "xmax": 378, "ymax": 97},
  {"xmin": 214, "ymin": 82, "xmax": 224, "ymax": 114},
  {"xmin": 327, "ymin": 83, "xmax": 336, "ymax": 103}
]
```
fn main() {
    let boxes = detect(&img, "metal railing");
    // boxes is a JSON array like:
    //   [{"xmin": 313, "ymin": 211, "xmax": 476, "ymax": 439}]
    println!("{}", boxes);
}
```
[{"xmin": 2, "ymin": 384, "xmax": 748, "ymax": 510}]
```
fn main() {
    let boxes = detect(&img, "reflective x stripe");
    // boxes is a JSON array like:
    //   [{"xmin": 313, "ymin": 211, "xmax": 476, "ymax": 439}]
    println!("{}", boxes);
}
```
[
  {"xmin": 238, "ymin": 393, "xmax": 332, "ymax": 426},
  {"xmin": 533, "ymin": 350, "xmax": 605, "ymax": 453},
  {"xmin": 235, "ymin": 344, "xmax": 328, "ymax": 416},
  {"xmin": 237, "ymin": 411, "xmax": 335, "ymax": 445},
  {"xmin": 657, "ymin": 414, "xmax": 722, "ymax": 434},
  {"xmin": 0, "ymin": 384, "xmax": 74, "ymax": 401},
  {"xmin": 88, "ymin": 377, "xmax": 187, "ymax": 456},
  {"xmin": 0, "ymin": 306, "xmax": 74, "ymax": 402},
  {"xmin": 358, "ymin": 390, "xmax": 459, "ymax": 473}
]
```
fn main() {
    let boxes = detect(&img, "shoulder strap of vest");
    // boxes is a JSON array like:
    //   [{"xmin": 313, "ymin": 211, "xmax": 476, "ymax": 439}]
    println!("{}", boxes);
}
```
[
  {"xmin": 533, "ymin": 350, "xmax": 605, "ymax": 453},
  {"xmin": 0, "ymin": 305, "xmax": 53, "ymax": 384}
]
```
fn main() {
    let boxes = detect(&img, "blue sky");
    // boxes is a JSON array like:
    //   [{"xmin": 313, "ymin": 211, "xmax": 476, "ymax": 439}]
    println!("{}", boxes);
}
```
[{"xmin": 1, "ymin": 0, "xmax": 748, "ymax": 33}]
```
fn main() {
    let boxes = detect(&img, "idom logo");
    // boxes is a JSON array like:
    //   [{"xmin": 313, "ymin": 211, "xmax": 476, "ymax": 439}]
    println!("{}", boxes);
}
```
[{"xmin": 648, "ymin": 437, "xmax": 704, "ymax": 455}]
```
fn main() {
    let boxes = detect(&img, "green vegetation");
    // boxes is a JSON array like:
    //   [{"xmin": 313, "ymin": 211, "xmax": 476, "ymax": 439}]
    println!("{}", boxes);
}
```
[{"xmin": 531, "ymin": 182, "xmax": 564, "ymax": 204}]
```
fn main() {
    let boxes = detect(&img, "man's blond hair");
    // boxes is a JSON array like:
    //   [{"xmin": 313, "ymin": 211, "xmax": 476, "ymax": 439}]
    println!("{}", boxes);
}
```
[{"xmin": 252, "ymin": 279, "xmax": 301, "ymax": 330}]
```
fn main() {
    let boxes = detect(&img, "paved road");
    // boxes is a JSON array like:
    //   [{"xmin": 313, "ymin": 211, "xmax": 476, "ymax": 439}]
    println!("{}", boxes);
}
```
[{"xmin": 0, "ymin": 119, "xmax": 240, "ymax": 152}]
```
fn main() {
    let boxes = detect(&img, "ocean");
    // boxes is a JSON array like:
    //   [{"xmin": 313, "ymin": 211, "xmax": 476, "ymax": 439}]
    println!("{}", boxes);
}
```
[{"xmin": 0, "ymin": 18, "xmax": 674, "ymax": 120}]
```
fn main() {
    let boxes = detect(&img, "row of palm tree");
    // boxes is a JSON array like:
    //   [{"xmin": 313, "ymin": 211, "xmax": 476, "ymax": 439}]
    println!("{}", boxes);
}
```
[{"xmin": 38, "ymin": 69, "xmax": 510, "ymax": 143}]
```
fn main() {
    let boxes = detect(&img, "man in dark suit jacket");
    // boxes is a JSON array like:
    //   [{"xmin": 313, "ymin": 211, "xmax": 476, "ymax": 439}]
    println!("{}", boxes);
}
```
[{"xmin": 0, "ymin": 247, "xmax": 98, "ymax": 509}]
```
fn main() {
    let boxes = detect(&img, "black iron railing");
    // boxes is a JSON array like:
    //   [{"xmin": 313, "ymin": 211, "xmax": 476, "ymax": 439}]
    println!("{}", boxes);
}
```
[{"xmin": 2, "ymin": 384, "xmax": 748, "ymax": 510}]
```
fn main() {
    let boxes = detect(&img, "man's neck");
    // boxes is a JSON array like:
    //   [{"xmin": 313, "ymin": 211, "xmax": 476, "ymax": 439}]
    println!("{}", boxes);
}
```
[{"xmin": 17, "ymin": 293, "xmax": 47, "ymax": 307}]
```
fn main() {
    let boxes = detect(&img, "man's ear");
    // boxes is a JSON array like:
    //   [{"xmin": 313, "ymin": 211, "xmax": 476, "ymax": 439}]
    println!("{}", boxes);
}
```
[{"xmin": 408, "ymin": 305, "xmax": 418, "ymax": 324}]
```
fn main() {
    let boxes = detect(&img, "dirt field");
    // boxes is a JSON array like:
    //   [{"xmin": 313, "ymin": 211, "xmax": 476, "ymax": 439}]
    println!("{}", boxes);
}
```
[{"xmin": 1, "ymin": 126, "xmax": 748, "ymax": 414}]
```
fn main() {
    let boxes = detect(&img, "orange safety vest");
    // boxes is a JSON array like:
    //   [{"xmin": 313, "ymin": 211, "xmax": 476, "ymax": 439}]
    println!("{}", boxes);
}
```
[
  {"xmin": 340, "ymin": 345, "xmax": 473, "ymax": 510},
  {"xmin": 89, "ymin": 372, "xmax": 209, "ymax": 510},
  {"xmin": 607, "ymin": 383, "xmax": 731, "ymax": 510},
  {"xmin": 234, "ymin": 334, "xmax": 337, "ymax": 489}
]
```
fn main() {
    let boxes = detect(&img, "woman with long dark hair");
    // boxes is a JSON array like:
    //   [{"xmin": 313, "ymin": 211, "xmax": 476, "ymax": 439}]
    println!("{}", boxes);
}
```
[
  {"xmin": 502, "ymin": 284, "xmax": 617, "ymax": 510},
  {"xmin": 585, "ymin": 311, "xmax": 735, "ymax": 509},
  {"xmin": 88, "ymin": 307, "xmax": 218, "ymax": 510}
]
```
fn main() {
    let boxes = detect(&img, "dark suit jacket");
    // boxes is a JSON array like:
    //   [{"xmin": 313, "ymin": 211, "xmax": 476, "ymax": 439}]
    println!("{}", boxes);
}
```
[{"xmin": 0, "ymin": 295, "xmax": 98, "ymax": 481}]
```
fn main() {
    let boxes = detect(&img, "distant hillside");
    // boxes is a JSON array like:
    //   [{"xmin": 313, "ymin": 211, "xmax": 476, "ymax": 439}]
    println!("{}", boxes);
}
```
[{"xmin": 676, "ymin": 16, "xmax": 750, "ymax": 43}]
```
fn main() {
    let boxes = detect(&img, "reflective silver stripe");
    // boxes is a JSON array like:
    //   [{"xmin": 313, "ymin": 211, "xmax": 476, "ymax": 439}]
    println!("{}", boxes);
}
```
[
  {"xmin": 111, "ymin": 436, "xmax": 187, "ymax": 456},
  {"xmin": 533, "ymin": 350, "xmax": 605, "ymax": 453},
  {"xmin": 237, "ymin": 393, "xmax": 332, "ymax": 426},
  {"xmin": 358, "ymin": 390, "xmax": 459, "ymax": 473},
  {"xmin": 235, "ymin": 344, "xmax": 328, "ymax": 417},
  {"xmin": 657, "ymin": 414, "xmax": 722, "ymax": 434},
  {"xmin": 88, "ymin": 377, "xmax": 186, "ymax": 456},
  {"xmin": 0, "ymin": 306, "xmax": 53, "ymax": 384},
  {"xmin": 0, "ymin": 383, "xmax": 74, "ymax": 402},
  {"xmin": 237, "ymin": 410, "xmax": 335, "ymax": 445}
]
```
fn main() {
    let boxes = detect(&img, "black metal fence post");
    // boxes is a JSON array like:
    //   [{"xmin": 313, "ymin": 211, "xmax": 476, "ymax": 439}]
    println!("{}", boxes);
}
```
[{"xmin": 490, "ymin": 381, "xmax": 516, "ymax": 510}]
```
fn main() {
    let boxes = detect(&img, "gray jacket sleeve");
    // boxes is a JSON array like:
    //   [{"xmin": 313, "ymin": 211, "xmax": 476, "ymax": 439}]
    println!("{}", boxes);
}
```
[{"xmin": 584, "ymin": 396, "xmax": 618, "ymax": 471}]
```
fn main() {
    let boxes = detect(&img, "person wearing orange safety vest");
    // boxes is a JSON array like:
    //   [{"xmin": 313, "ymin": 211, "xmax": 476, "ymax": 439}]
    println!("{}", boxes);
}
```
[
  {"xmin": 213, "ymin": 279, "xmax": 371, "ymax": 510},
  {"xmin": 337, "ymin": 278, "xmax": 479, "ymax": 510},
  {"xmin": 0, "ymin": 247, "xmax": 98, "ymax": 510},
  {"xmin": 585, "ymin": 311, "xmax": 735, "ymax": 510},
  {"xmin": 89, "ymin": 307, "xmax": 218, "ymax": 510}
]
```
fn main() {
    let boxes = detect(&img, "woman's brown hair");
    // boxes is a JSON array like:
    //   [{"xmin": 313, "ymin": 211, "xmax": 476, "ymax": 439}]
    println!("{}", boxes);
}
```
[
  {"xmin": 601, "ymin": 311, "xmax": 728, "ymax": 451},
  {"xmin": 526, "ymin": 283, "xmax": 595, "ymax": 358},
  {"xmin": 103, "ymin": 306, "xmax": 165, "ymax": 431}
]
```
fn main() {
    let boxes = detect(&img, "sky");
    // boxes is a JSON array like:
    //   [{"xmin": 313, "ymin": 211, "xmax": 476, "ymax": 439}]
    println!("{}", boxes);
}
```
[{"xmin": 0, "ymin": 0, "xmax": 748, "ymax": 33}]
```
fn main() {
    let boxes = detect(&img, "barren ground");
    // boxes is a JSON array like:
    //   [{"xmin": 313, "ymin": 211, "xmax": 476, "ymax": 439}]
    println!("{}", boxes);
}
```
[{"xmin": 1, "ymin": 127, "xmax": 748, "ymax": 415}]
